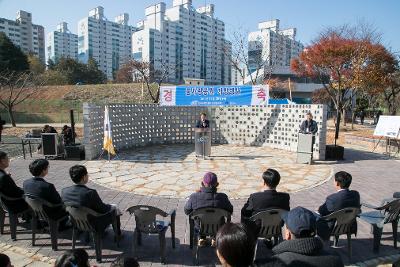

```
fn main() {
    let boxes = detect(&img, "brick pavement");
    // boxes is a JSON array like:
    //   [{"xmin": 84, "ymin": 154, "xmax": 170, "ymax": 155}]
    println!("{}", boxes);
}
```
[{"xmin": 0, "ymin": 147, "xmax": 399, "ymax": 266}]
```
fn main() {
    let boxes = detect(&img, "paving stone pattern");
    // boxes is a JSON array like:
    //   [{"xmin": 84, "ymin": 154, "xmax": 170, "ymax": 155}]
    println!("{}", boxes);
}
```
[
  {"xmin": 86, "ymin": 144, "xmax": 332, "ymax": 199},
  {"xmin": 1, "ymin": 148, "xmax": 399, "ymax": 266}
]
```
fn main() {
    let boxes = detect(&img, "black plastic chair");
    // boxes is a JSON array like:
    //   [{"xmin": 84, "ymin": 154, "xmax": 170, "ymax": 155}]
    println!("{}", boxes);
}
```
[
  {"xmin": 360, "ymin": 198, "xmax": 400, "ymax": 252},
  {"xmin": 189, "ymin": 208, "xmax": 231, "ymax": 265},
  {"xmin": 65, "ymin": 203, "xmax": 120, "ymax": 262},
  {"xmin": 24, "ymin": 194, "xmax": 68, "ymax": 251},
  {"xmin": 127, "ymin": 205, "xmax": 176, "ymax": 264},
  {"xmin": 0, "ymin": 192, "xmax": 31, "ymax": 240},
  {"xmin": 249, "ymin": 209, "xmax": 288, "ymax": 256},
  {"xmin": 320, "ymin": 207, "xmax": 361, "ymax": 258}
]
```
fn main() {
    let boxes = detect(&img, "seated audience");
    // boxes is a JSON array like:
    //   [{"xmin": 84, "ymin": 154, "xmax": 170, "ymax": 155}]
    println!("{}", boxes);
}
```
[
  {"xmin": 317, "ymin": 171, "xmax": 360, "ymax": 239},
  {"xmin": 111, "ymin": 256, "xmax": 140, "ymax": 267},
  {"xmin": 0, "ymin": 253, "xmax": 13, "ymax": 267},
  {"xmin": 184, "ymin": 172, "xmax": 233, "ymax": 246},
  {"xmin": 62, "ymin": 165, "xmax": 122, "ymax": 236},
  {"xmin": 0, "ymin": 151, "xmax": 30, "ymax": 215},
  {"xmin": 241, "ymin": 168, "xmax": 290, "ymax": 219},
  {"xmin": 54, "ymin": 249, "xmax": 89, "ymax": 267},
  {"xmin": 216, "ymin": 223, "xmax": 256, "ymax": 267},
  {"xmin": 23, "ymin": 159, "xmax": 69, "ymax": 229},
  {"xmin": 271, "ymin": 207, "xmax": 344, "ymax": 267},
  {"xmin": 184, "ymin": 172, "xmax": 233, "ymax": 215},
  {"xmin": 318, "ymin": 171, "xmax": 360, "ymax": 216}
]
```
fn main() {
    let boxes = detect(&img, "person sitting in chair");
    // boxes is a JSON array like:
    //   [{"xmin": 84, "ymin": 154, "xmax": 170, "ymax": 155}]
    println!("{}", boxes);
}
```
[
  {"xmin": 0, "ymin": 151, "xmax": 30, "ymax": 217},
  {"xmin": 62, "ymin": 165, "xmax": 122, "ymax": 237},
  {"xmin": 196, "ymin": 112, "xmax": 210, "ymax": 128},
  {"xmin": 241, "ymin": 168, "xmax": 290, "ymax": 219},
  {"xmin": 23, "ymin": 159, "xmax": 69, "ymax": 230},
  {"xmin": 184, "ymin": 172, "xmax": 233, "ymax": 246},
  {"xmin": 317, "ymin": 171, "xmax": 360, "ymax": 240}
]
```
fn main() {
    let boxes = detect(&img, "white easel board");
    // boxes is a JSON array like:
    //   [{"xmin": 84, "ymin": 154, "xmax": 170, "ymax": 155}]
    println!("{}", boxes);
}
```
[{"xmin": 373, "ymin": 116, "xmax": 400, "ymax": 138}]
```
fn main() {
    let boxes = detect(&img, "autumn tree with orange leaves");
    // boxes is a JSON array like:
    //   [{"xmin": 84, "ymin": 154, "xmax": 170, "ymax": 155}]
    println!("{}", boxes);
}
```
[{"xmin": 291, "ymin": 25, "xmax": 397, "ymax": 141}]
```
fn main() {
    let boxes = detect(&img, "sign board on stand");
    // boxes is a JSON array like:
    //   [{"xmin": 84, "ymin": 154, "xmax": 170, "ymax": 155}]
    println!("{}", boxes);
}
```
[{"xmin": 373, "ymin": 116, "xmax": 400, "ymax": 138}]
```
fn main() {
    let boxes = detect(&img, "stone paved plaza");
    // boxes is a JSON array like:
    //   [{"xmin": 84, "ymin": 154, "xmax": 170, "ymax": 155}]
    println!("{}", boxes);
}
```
[
  {"xmin": 86, "ymin": 145, "xmax": 333, "ymax": 199},
  {"xmin": 0, "ymin": 146, "xmax": 399, "ymax": 266}
]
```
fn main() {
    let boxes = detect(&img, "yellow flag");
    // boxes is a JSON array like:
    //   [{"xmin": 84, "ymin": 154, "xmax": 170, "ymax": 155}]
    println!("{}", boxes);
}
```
[{"xmin": 103, "ymin": 106, "xmax": 116, "ymax": 155}]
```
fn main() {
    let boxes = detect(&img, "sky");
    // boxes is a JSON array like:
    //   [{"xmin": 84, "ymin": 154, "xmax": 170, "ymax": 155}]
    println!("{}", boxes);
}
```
[{"xmin": 0, "ymin": 0, "xmax": 400, "ymax": 54}]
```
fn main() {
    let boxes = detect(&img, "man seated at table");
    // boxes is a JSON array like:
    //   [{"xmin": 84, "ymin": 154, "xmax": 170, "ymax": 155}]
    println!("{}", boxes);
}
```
[
  {"xmin": 23, "ymin": 159, "xmax": 69, "ymax": 230},
  {"xmin": 62, "ymin": 165, "xmax": 122, "ymax": 237},
  {"xmin": 241, "ymin": 168, "xmax": 290, "ymax": 219},
  {"xmin": 184, "ymin": 172, "xmax": 233, "ymax": 246},
  {"xmin": 196, "ymin": 112, "xmax": 210, "ymax": 128}
]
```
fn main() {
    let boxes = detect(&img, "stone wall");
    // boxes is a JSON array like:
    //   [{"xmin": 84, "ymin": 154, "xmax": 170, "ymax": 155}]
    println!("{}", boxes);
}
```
[{"xmin": 83, "ymin": 103, "xmax": 327, "ymax": 160}]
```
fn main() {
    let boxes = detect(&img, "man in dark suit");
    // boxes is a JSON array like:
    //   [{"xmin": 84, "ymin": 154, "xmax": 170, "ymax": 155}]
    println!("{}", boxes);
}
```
[
  {"xmin": 300, "ymin": 112, "xmax": 318, "ymax": 134},
  {"xmin": 0, "ymin": 151, "xmax": 30, "ymax": 214},
  {"xmin": 195, "ymin": 112, "xmax": 210, "ymax": 128},
  {"xmin": 62, "ymin": 165, "xmax": 122, "ymax": 236},
  {"xmin": 317, "ymin": 171, "xmax": 360, "ymax": 240},
  {"xmin": 23, "ymin": 159, "xmax": 69, "ymax": 228},
  {"xmin": 241, "ymin": 168, "xmax": 290, "ymax": 219}
]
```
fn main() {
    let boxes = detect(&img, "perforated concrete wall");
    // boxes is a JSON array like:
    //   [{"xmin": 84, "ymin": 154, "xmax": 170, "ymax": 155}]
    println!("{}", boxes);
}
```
[{"xmin": 83, "ymin": 103, "xmax": 327, "ymax": 160}]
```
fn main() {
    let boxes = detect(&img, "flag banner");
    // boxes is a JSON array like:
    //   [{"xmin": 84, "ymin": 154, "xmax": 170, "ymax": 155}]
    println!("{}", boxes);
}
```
[
  {"xmin": 159, "ymin": 85, "xmax": 269, "ymax": 106},
  {"xmin": 103, "ymin": 106, "xmax": 116, "ymax": 155}
]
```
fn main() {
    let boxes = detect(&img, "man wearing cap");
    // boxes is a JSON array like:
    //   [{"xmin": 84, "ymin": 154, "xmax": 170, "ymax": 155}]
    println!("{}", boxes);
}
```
[
  {"xmin": 184, "ymin": 172, "xmax": 233, "ymax": 246},
  {"xmin": 271, "ymin": 207, "xmax": 343, "ymax": 267}
]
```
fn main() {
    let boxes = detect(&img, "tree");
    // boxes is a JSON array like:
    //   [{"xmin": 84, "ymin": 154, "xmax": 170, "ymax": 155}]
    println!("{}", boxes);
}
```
[
  {"xmin": 28, "ymin": 54, "xmax": 45, "ymax": 75},
  {"xmin": 126, "ymin": 59, "xmax": 175, "ymax": 103},
  {"xmin": 382, "ymin": 70, "xmax": 400, "ymax": 115},
  {"xmin": 53, "ymin": 57, "xmax": 106, "ymax": 85},
  {"xmin": 115, "ymin": 62, "xmax": 134, "ymax": 83},
  {"xmin": 40, "ymin": 70, "xmax": 68, "ymax": 85},
  {"xmin": 0, "ymin": 32, "xmax": 29, "ymax": 72},
  {"xmin": 312, "ymin": 88, "xmax": 331, "ymax": 105},
  {"xmin": 85, "ymin": 58, "xmax": 107, "ymax": 84},
  {"xmin": 291, "ymin": 24, "xmax": 389, "ymax": 142},
  {"xmin": 226, "ymin": 28, "xmax": 281, "ymax": 85},
  {"xmin": 0, "ymin": 71, "xmax": 40, "ymax": 126}
]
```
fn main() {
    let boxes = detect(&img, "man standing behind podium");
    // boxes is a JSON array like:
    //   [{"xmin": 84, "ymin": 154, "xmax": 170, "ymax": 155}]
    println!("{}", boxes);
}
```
[
  {"xmin": 196, "ymin": 112, "xmax": 210, "ymax": 128},
  {"xmin": 300, "ymin": 112, "xmax": 318, "ymax": 134}
]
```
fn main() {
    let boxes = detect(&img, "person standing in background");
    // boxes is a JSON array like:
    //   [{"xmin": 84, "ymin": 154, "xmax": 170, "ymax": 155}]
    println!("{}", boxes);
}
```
[{"xmin": 0, "ymin": 116, "xmax": 5, "ymax": 143}]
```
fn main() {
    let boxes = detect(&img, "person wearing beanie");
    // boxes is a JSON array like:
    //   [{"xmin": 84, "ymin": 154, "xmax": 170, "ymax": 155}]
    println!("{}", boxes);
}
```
[{"xmin": 184, "ymin": 172, "xmax": 233, "ymax": 246}]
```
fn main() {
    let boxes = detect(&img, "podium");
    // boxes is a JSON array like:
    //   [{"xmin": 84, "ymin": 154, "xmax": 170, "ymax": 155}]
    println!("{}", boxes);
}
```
[
  {"xmin": 297, "ymin": 133, "xmax": 315, "ymax": 164},
  {"xmin": 194, "ymin": 128, "xmax": 211, "ymax": 158}
]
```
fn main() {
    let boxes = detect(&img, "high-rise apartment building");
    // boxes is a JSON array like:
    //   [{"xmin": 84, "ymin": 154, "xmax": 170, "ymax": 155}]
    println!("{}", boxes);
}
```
[
  {"xmin": 47, "ymin": 22, "xmax": 78, "ymax": 63},
  {"xmin": 0, "ymin": 10, "xmax": 45, "ymax": 63},
  {"xmin": 132, "ymin": 0, "xmax": 231, "ymax": 85},
  {"xmin": 78, "ymin": 7, "xmax": 136, "ymax": 80},
  {"xmin": 247, "ymin": 19, "xmax": 304, "ymax": 75}
]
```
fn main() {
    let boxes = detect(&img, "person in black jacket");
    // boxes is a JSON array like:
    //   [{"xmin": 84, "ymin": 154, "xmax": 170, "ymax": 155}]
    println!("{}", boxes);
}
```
[
  {"xmin": 393, "ymin": 192, "xmax": 400, "ymax": 198},
  {"xmin": 0, "ymin": 151, "xmax": 30, "ymax": 214},
  {"xmin": 184, "ymin": 172, "xmax": 233, "ymax": 246},
  {"xmin": 299, "ymin": 112, "xmax": 318, "ymax": 134},
  {"xmin": 184, "ymin": 172, "xmax": 233, "ymax": 215},
  {"xmin": 23, "ymin": 159, "xmax": 69, "ymax": 229},
  {"xmin": 271, "ymin": 207, "xmax": 344, "ymax": 267},
  {"xmin": 318, "ymin": 171, "xmax": 360, "ymax": 216},
  {"xmin": 61, "ymin": 165, "xmax": 122, "ymax": 236},
  {"xmin": 241, "ymin": 168, "xmax": 290, "ymax": 219},
  {"xmin": 195, "ymin": 112, "xmax": 210, "ymax": 128},
  {"xmin": 317, "ymin": 171, "xmax": 360, "ymax": 240}
]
